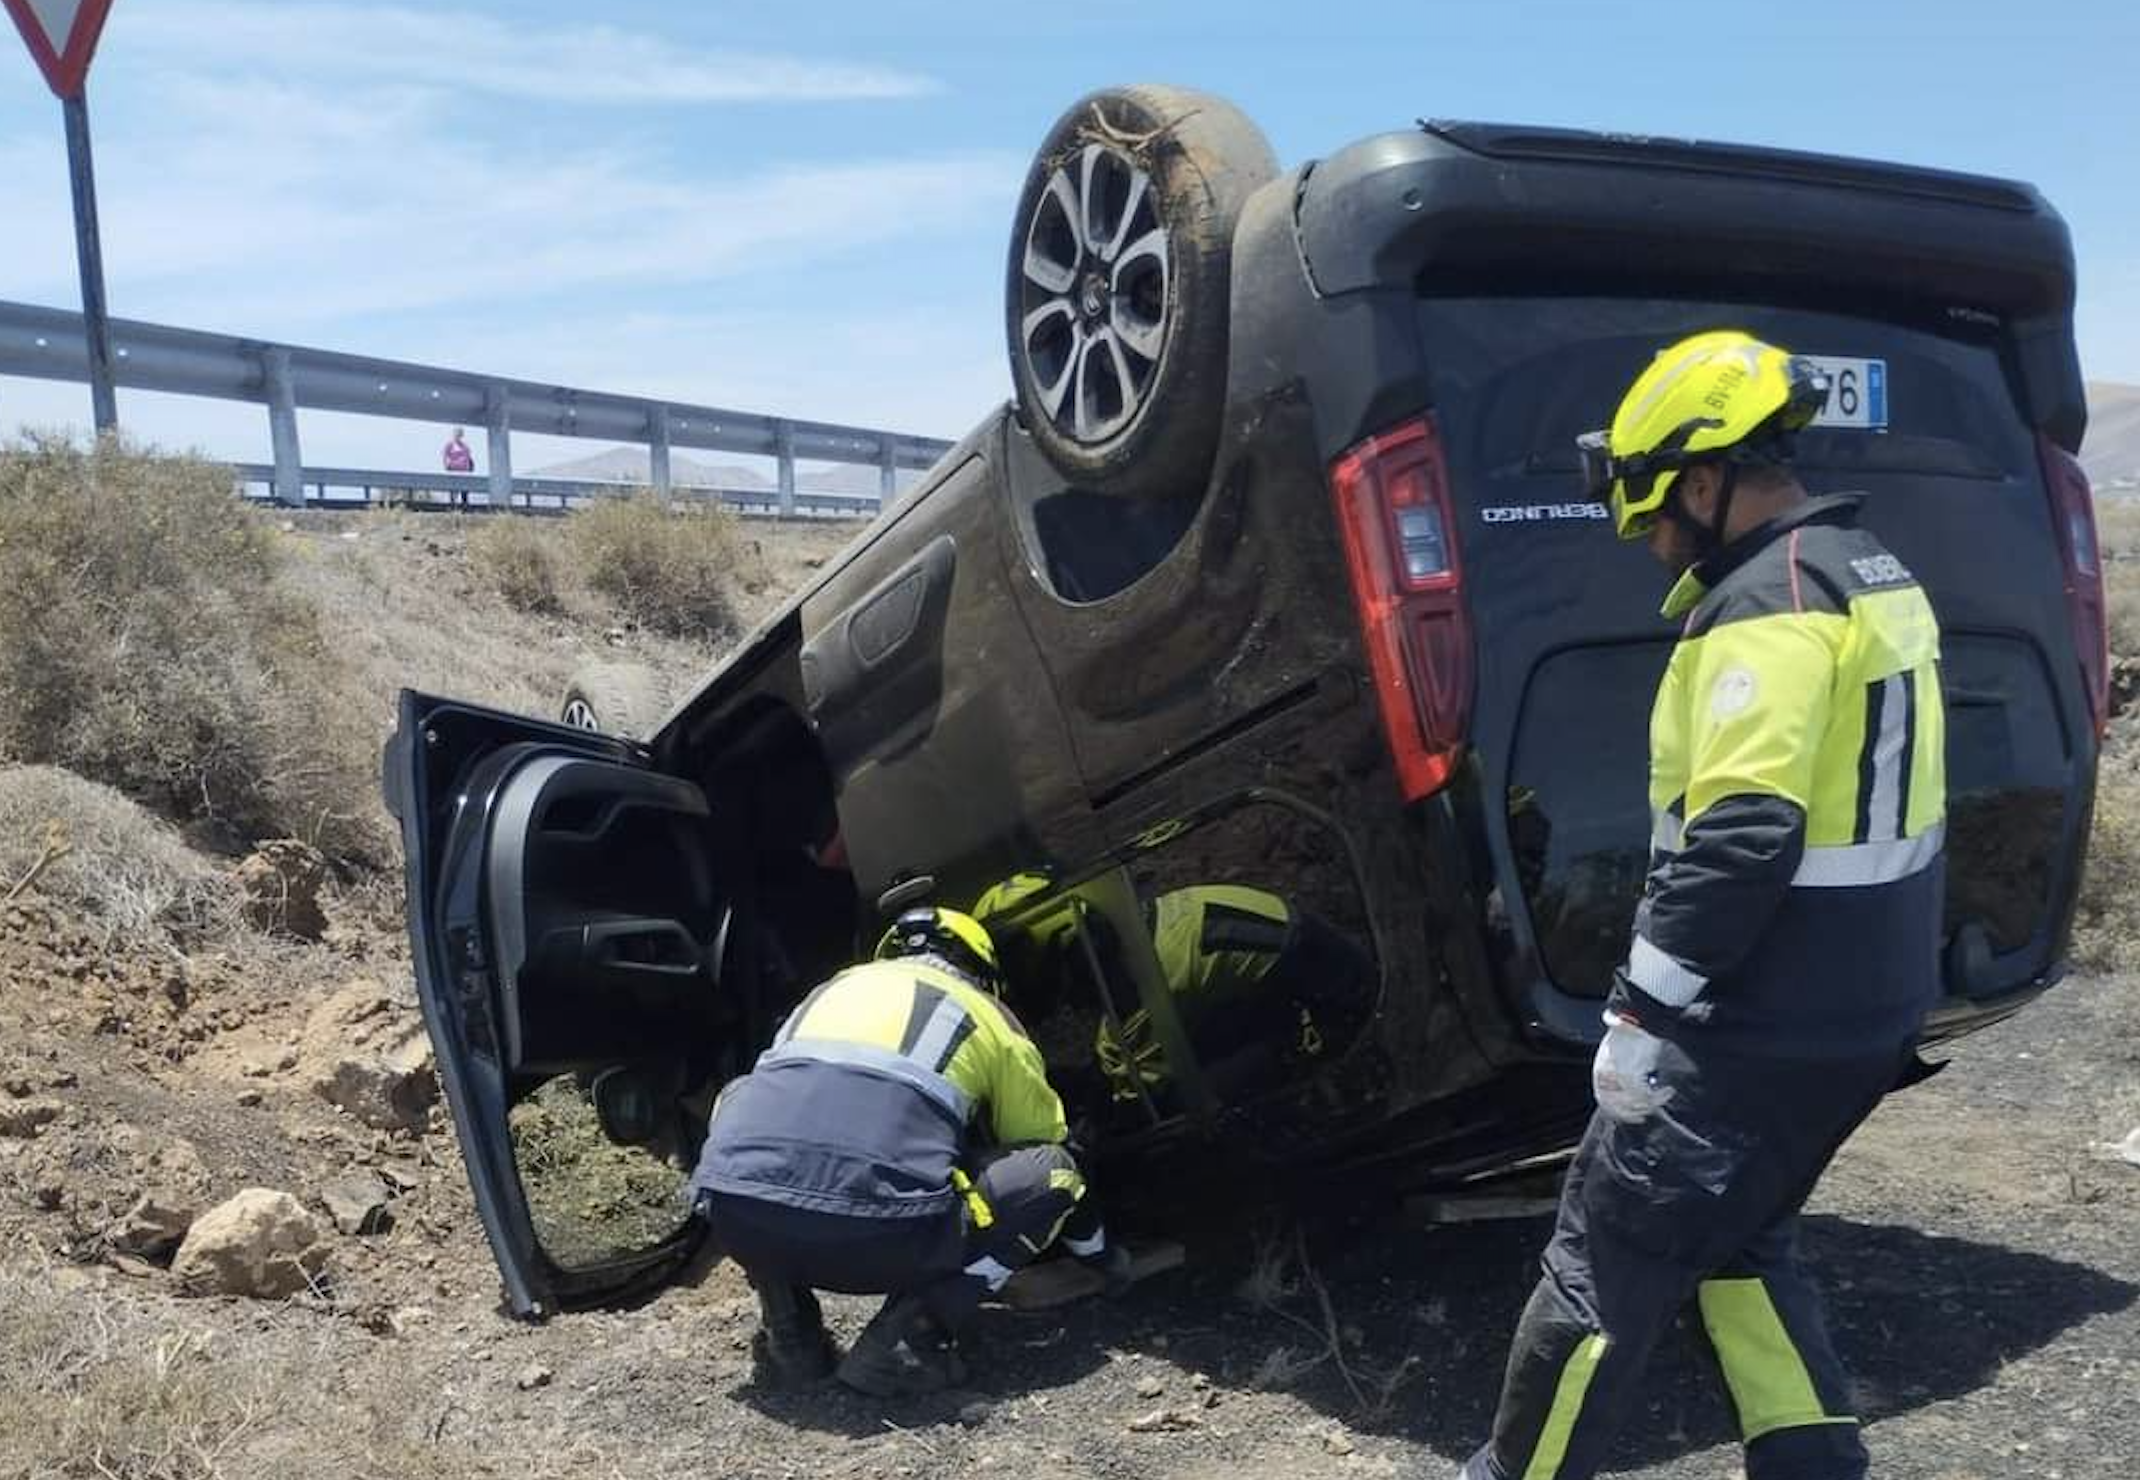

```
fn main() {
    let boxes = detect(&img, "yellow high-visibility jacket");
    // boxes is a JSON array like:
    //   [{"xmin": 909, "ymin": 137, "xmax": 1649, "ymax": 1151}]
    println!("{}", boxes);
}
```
[
  {"xmin": 1619, "ymin": 495, "xmax": 1947, "ymax": 1055},
  {"xmin": 693, "ymin": 958, "xmax": 1068, "ymax": 1219}
]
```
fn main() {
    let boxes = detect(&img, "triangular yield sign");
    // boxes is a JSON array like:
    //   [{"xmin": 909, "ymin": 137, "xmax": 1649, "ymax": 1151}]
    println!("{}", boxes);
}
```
[{"xmin": 4, "ymin": 0, "xmax": 116, "ymax": 99}]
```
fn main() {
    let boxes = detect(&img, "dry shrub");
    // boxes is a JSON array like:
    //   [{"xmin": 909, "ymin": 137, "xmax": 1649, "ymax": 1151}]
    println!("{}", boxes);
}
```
[
  {"xmin": 0, "ymin": 1261, "xmax": 540, "ymax": 1480},
  {"xmin": 0, "ymin": 764, "xmax": 236, "ymax": 943},
  {"xmin": 2094, "ymin": 497, "xmax": 2140, "ymax": 564},
  {"xmin": 0, "ymin": 1265, "xmax": 290, "ymax": 1479},
  {"xmin": 566, "ymin": 491, "xmax": 746, "ymax": 640},
  {"xmin": 2105, "ymin": 559, "xmax": 2140, "ymax": 663},
  {"xmin": 469, "ymin": 515, "xmax": 567, "ymax": 614},
  {"xmin": 0, "ymin": 436, "xmax": 387, "ymax": 864},
  {"xmin": 2074, "ymin": 759, "xmax": 2140, "ymax": 975}
]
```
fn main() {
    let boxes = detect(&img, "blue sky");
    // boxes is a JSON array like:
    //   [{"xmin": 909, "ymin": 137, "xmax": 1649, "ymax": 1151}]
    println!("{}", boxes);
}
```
[{"xmin": 2, "ymin": 0, "xmax": 2134, "ymax": 469}]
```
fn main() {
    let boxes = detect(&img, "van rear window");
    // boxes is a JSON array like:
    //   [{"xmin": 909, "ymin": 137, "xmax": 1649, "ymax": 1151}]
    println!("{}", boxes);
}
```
[
  {"xmin": 1412, "ymin": 297, "xmax": 2035, "ymax": 494},
  {"xmin": 1421, "ymin": 296, "xmax": 2076, "ymax": 1001}
]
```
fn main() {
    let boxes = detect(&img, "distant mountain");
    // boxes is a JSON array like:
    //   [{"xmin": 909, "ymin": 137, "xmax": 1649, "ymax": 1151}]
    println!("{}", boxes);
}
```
[
  {"xmin": 797, "ymin": 461, "xmax": 908, "ymax": 495},
  {"xmin": 2087, "ymin": 382, "xmax": 2140, "ymax": 492},
  {"xmin": 528, "ymin": 446, "xmax": 775, "ymax": 490},
  {"xmin": 527, "ymin": 446, "xmax": 907, "ymax": 496}
]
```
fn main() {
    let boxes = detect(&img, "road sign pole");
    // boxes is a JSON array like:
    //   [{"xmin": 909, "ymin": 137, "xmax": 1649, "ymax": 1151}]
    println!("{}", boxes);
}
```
[{"xmin": 61, "ymin": 86, "xmax": 116, "ymax": 434}]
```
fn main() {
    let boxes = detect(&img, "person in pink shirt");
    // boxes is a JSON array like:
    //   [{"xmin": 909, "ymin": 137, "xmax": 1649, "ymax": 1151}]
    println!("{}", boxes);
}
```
[{"xmin": 442, "ymin": 427, "xmax": 475, "ymax": 473}]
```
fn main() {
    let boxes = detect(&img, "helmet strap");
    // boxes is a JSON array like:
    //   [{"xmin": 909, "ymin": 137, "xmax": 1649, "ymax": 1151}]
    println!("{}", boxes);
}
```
[
  {"xmin": 1663, "ymin": 460, "xmax": 1739, "ymax": 564},
  {"xmin": 1708, "ymin": 461, "xmax": 1740, "ymax": 549}
]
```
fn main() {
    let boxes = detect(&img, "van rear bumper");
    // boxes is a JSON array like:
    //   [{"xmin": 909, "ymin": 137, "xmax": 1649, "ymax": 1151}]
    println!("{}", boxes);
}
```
[
  {"xmin": 1291, "ymin": 121, "xmax": 2084, "ymax": 452},
  {"xmin": 1920, "ymin": 967, "xmax": 2067, "ymax": 1047}
]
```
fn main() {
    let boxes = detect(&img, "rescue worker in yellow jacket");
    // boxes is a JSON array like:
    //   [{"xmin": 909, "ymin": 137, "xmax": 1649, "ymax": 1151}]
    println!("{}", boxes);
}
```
[
  {"xmin": 1097, "ymin": 884, "xmax": 1374, "ymax": 1103},
  {"xmin": 688, "ymin": 906, "xmax": 1126, "ymax": 1397},
  {"xmin": 1463, "ymin": 332, "xmax": 1946, "ymax": 1480}
]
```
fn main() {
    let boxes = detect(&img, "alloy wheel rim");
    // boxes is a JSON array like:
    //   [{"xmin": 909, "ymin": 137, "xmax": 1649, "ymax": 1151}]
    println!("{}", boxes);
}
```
[
  {"xmin": 561, "ymin": 698, "xmax": 600, "ymax": 731},
  {"xmin": 1017, "ymin": 142, "xmax": 1171, "ymax": 445}
]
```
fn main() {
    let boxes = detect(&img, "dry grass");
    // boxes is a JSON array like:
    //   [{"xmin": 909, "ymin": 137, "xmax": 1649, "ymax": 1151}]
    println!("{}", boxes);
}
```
[
  {"xmin": 0, "ymin": 1259, "xmax": 630, "ymax": 1480},
  {"xmin": 0, "ymin": 1268, "xmax": 284, "ymax": 1479},
  {"xmin": 0, "ymin": 438, "xmax": 388, "ymax": 866},
  {"xmin": 2075, "ymin": 540, "xmax": 2140, "ymax": 974},
  {"xmin": 565, "ymin": 493, "xmax": 752, "ymax": 641},
  {"xmin": 469, "ymin": 517, "xmax": 568, "ymax": 615},
  {"xmin": 1234, "ymin": 1222, "xmax": 1419, "ymax": 1418},
  {"xmin": 0, "ymin": 765, "xmax": 237, "ymax": 946},
  {"xmin": 275, "ymin": 512, "xmax": 722, "ymax": 730},
  {"xmin": 2106, "ymin": 557, "xmax": 2140, "ymax": 663},
  {"xmin": 2094, "ymin": 496, "xmax": 2140, "ymax": 564},
  {"xmin": 2076, "ymin": 750, "xmax": 2140, "ymax": 974}
]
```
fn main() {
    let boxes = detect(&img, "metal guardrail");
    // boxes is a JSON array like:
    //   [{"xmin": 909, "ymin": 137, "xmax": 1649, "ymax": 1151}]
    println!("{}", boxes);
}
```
[
  {"xmin": 227, "ymin": 463, "xmax": 879, "ymax": 518},
  {"xmin": 0, "ymin": 299, "xmax": 955, "ymax": 514}
]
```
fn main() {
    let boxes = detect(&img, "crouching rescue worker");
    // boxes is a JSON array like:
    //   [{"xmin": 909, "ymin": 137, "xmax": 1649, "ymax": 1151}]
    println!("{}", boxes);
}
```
[
  {"xmin": 1098, "ymin": 884, "xmax": 1374, "ymax": 1103},
  {"xmin": 687, "ymin": 906, "xmax": 1127, "ymax": 1396},
  {"xmin": 1462, "ymin": 332, "xmax": 1946, "ymax": 1480}
]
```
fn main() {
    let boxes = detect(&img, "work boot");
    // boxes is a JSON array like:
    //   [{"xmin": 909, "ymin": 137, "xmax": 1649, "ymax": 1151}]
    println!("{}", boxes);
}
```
[
  {"xmin": 835, "ymin": 1293, "xmax": 968, "ymax": 1398},
  {"xmin": 749, "ymin": 1282, "xmax": 838, "ymax": 1387}
]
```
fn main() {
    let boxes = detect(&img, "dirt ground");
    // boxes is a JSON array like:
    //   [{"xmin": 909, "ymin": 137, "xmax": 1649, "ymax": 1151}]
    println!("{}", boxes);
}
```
[
  {"xmin": 0, "ymin": 510, "xmax": 2135, "ymax": 1480},
  {"xmin": 1, "ymin": 882, "xmax": 2133, "ymax": 1480}
]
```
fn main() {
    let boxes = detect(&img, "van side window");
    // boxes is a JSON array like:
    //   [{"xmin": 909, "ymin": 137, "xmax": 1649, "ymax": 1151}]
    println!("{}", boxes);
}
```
[
  {"xmin": 1002, "ymin": 422, "xmax": 1200, "ymax": 604},
  {"xmin": 1118, "ymin": 801, "xmax": 1381, "ymax": 1118}
]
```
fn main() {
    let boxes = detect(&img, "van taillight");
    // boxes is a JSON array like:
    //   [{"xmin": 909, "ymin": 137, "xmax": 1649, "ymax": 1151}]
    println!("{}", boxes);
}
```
[
  {"xmin": 1329, "ymin": 415, "xmax": 1475, "ymax": 801},
  {"xmin": 2037, "ymin": 433, "xmax": 2109, "ymax": 740}
]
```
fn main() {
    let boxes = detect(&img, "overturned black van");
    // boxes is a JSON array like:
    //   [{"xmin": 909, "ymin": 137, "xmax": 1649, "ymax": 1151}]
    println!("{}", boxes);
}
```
[{"xmin": 384, "ymin": 87, "xmax": 2104, "ymax": 1315}]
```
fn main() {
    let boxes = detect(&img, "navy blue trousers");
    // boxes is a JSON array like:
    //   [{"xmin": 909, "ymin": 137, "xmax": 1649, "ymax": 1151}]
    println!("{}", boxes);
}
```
[{"xmin": 1466, "ymin": 1036, "xmax": 1911, "ymax": 1480}]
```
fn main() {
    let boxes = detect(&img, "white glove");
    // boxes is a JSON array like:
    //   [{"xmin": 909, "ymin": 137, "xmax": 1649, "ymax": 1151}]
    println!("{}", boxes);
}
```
[{"xmin": 1591, "ymin": 1010, "xmax": 1672, "ymax": 1123}]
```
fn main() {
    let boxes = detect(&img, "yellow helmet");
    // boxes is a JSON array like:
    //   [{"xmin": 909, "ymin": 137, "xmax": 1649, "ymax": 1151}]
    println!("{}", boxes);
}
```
[
  {"xmin": 1577, "ymin": 331, "xmax": 1831, "ymax": 541},
  {"xmin": 875, "ymin": 906, "xmax": 1002, "ymax": 994}
]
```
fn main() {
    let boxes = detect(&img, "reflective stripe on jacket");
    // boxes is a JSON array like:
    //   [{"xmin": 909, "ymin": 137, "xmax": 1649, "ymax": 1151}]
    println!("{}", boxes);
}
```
[
  {"xmin": 1615, "ymin": 494, "xmax": 1946, "ymax": 1056},
  {"xmin": 690, "ymin": 957, "xmax": 1068, "ymax": 1219}
]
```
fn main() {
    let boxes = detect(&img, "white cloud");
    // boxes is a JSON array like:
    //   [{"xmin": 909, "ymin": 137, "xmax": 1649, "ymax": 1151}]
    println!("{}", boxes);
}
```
[
  {"xmin": 0, "ymin": 6, "xmax": 1011, "ymax": 457},
  {"xmin": 121, "ymin": 2, "xmax": 937, "ymax": 104},
  {"xmin": 426, "ymin": 304, "xmax": 1010, "ymax": 437},
  {"xmin": 0, "ymin": 72, "xmax": 1022, "ymax": 330}
]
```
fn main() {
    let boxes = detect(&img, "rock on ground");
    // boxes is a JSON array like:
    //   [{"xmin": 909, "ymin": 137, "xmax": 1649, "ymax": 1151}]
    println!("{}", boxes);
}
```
[
  {"xmin": 0, "ymin": 1097, "xmax": 62, "ymax": 1138},
  {"xmin": 235, "ymin": 839, "xmax": 330, "ymax": 940},
  {"xmin": 301, "ymin": 980, "xmax": 437, "ymax": 1132},
  {"xmin": 170, "ymin": 1188, "xmax": 327, "ymax": 1298},
  {"xmin": 107, "ymin": 1193, "xmax": 197, "ymax": 1258},
  {"xmin": 318, "ymin": 1172, "xmax": 394, "ymax": 1236}
]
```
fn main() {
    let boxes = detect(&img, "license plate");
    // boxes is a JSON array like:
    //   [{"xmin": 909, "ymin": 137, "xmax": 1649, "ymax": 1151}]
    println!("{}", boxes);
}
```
[{"xmin": 1803, "ymin": 356, "xmax": 1888, "ymax": 430}]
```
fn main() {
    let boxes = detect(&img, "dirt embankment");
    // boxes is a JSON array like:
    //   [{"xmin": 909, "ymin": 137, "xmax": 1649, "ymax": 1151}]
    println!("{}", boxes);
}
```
[
  {"xmin": 0, "ymin": 463, "xmax": 2136, "ymax": 1479},
  {"xmin": 2, "ymin": 866, "xmax": 2135, "ymax": 1480}
]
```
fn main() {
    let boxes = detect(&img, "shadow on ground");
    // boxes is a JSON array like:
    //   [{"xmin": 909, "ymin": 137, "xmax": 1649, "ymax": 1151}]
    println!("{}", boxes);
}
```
[
  {"xmin": 1204, "ymin": 1212, "xmax": 2130, "ymax": 1469},
  {"xmin": 736, "ymin": 1210, "xmax": 2135, "ymax": 1462}
]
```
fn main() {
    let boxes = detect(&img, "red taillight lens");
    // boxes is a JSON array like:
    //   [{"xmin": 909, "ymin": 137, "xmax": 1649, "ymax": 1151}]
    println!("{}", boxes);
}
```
[
  {"xmin": 1330, "ymin": 415, "xmax": 1475, "ymax": 801},
  {"xmin": 2037, "ymin": 432, "xmax": 2109, "ymax": 740}
]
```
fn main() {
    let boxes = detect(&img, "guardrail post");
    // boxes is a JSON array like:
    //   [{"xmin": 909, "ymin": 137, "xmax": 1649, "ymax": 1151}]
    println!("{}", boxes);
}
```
[
  {"xmin": 647, "ymin": 404, "xmax": 673, "ymax": 506},
  {"xmin": 261, "ymin": 347, "xmax": 303, "ymax": 508},
  {"xmin": 879, "ymin": 438, "xmax": 898, "ymax": 505},
  {"xmin": 485, "ymin": 385, "xmax": 512, "ymax": 512},
  {"xmin": 774, "ymin": 420, "xmax": 797, "ymax": 518}
]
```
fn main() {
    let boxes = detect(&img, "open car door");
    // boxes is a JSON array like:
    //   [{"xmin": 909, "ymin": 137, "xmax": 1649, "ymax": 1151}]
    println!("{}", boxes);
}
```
[{"xmin": 383, "ymin": 690, "xmax": 741, "ymax": 1316}]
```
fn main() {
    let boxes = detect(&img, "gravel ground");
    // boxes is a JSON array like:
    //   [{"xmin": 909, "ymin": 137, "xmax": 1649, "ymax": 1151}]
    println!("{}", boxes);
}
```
[
  {"xmin": 1, "ymin": 504, "xmax": 2132, "ymax": 1479},
  {"xmin": 16, "ymin": 968, "xmax": 2128, "ymax": 1480}
]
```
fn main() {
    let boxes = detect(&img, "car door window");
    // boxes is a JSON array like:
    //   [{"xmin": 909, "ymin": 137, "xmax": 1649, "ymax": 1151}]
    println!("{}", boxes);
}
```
[
  {"xmin": 1115, "ymin": 800, "xmax": 1381, "ymax": 1121},
  {"xmin": 1002, "ymin": 421, "xmax": 1201, "ymax": 605},
  {"xmin": 511, "ymin": 1071, "xmax": 697, "ymax": 1271},
  {"xmin": 973, "ymin": 867, "xmax": 1207, "ymax": 1140}
]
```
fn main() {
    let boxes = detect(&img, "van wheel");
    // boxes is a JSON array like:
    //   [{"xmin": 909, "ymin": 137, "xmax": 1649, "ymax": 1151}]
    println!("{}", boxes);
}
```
[
  {"xmin": 560, "ymin": 662, "xmax": 669, "ymax": 740},
  {"xmin": 1006, "ymin": 85, "xmax": 1276, "ymax": 499}
]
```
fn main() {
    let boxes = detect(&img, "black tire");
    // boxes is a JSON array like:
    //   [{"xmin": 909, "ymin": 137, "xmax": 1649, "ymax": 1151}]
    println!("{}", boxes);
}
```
[
  {"xmin": 559, "ymin": 661, "xmax": 670, "ymax": 741},
  {"xmin": 1005, "ymin": 85, "xmax": 1277, "ymax": 499}
]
